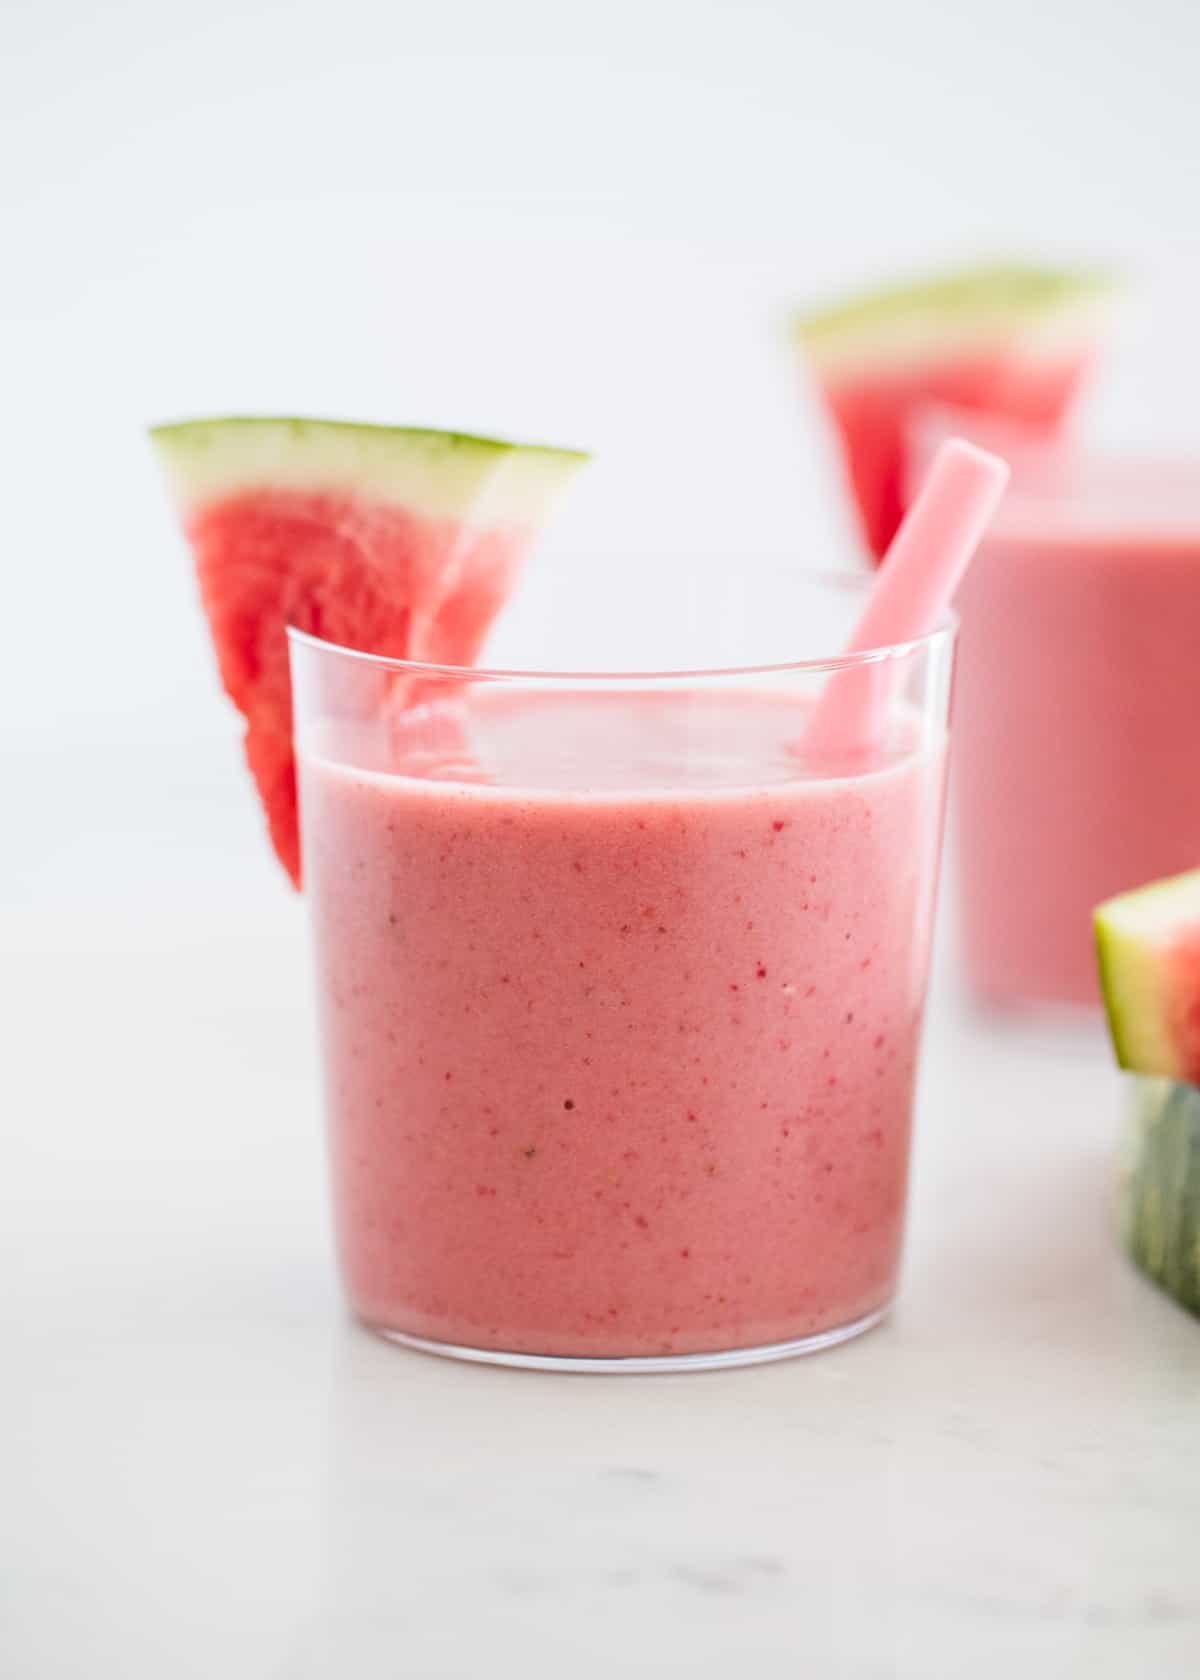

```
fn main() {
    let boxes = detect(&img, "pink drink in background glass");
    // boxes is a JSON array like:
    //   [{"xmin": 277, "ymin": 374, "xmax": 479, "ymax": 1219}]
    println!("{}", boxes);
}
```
[
  {"xmin": 948, "ymin": 454, "xmax": 1200, "ymax": 1007},
  {"xmin": 289, "ymin": 575, "xmax": 954, "ymax": 1369}
]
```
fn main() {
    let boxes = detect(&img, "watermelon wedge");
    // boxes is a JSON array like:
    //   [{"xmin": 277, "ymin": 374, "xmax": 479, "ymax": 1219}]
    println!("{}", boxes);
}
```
[
  {"xmin": 152, "ymin": 417, "xmax": 588, "ymax": 886},
  {"xmin": 793, "ymin": 263, "xmax": 1119, "ymax": 562},
  {"xmin": 1095, "ymin": 870, "xmax": 1200, "ymax": 1081}
]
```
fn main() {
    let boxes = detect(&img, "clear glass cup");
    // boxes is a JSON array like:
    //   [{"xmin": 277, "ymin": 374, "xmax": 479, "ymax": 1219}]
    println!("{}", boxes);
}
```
[
  {"xmin": 949, "ymin": 454, "xmax": 1200, "ymax": 1008},
  {"xmin": 288, "ymin": 571, "xmax": 955, "ymax": 1371}
]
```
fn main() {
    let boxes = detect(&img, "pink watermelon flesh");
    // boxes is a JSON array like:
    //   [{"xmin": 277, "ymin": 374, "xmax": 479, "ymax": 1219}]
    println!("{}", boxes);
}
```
[
  {"xmin": 1166, "ymin": 929, "xmax": 1200, "ymax": 1084},
  {"xmin": 819, "ymin": 349, "xmax": 1088, "ymax": 563},
  {"xmin": 188, "ymin": 488, "xmax": 533, "ymax": 887}
]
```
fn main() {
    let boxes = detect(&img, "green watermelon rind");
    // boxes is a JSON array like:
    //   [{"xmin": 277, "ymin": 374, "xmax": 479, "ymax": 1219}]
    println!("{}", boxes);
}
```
[
  {"xmin": 1119, "ymin": 1076, "xmax": 1200, "ymax": 1317},
  {"xmin": 1095, "ymin": 869, "xmax": 1200, "ymax": 1078},
  {"xmin": 794, "ymin": 262, "xmax": 1121, "ymax": 366},
  {"xmin": 150, "ymin": 416, "xmax": 590, "ymax": 524}
]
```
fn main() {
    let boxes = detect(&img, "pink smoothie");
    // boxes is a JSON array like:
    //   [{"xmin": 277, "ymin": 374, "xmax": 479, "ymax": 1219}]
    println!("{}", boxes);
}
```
[
  {"xmin": 298, "ymin": 687, "xmax": 946, "ymax": 1358},
  {"xmin": 952, "ymin": 468, "xmax": 1200, "ymax": 1007}
]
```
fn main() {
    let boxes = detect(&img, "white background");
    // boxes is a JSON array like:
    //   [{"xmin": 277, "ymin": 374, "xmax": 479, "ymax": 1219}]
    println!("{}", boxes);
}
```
[
  {"xmin": 5, "ymin": 4, "xmax": 1200, "ymax": 1676},
  {"xmin": 4, "ymin": 0, "xmax": 1200, "ymax": 764}
]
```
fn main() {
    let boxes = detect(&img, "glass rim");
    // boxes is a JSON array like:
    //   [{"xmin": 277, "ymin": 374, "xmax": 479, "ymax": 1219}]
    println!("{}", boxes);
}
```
[{"xmin": 286, "ymin": 571, "xmax": 957, "ymax": 683}]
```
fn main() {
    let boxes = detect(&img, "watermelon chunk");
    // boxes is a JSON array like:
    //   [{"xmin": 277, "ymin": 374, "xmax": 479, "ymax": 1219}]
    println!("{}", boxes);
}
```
[
  {"xmin": 1095, "ymin": 870, "xmax": 1200, "ymax": 1081},
  {"xmin": 152, "ymin": 417, "xmax": 588, "ymax": 885},
  {"xmin": 794, "ymin": 263, "xmax": 1119, "ymax": 562}
]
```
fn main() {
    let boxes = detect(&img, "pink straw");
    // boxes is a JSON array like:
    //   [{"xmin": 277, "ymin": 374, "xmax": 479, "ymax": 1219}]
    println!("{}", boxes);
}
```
[{"xmin": 802, "ymin": 438, "xmax": 1010, "ymax": 759}]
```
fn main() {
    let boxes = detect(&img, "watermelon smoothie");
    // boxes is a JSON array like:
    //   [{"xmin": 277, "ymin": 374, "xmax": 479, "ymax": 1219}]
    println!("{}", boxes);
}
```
[
  {"xmin": 952, "ymin": 461, "xmax": 1200, "ymax": 1007},
  {"xmin": 290, "ymin": 593, "xmax": 953, "ymax": 1369}
]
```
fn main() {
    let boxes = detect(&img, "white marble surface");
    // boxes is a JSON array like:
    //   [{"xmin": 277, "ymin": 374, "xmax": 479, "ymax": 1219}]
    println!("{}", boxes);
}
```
[{"xmin": 5, "ymin": 740, "xmax": 1200, "ymax": 1679}]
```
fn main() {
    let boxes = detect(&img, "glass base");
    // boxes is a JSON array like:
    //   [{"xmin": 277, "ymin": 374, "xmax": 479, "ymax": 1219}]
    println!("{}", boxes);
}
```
[{"xmin": 363, "ymin": 1303, "xmax": 890, "ymax": 1373}]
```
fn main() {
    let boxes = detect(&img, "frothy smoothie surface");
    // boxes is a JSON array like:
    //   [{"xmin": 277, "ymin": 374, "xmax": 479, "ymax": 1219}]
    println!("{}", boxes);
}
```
[{"xmin": 299, "ymin": 686, "xmax": 946, "ymax": 1359}]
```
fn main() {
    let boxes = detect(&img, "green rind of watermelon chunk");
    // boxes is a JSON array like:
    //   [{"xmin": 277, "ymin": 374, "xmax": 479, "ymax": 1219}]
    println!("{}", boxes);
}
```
[
  {"xmin": 151, "ymin": 417, "xmax": 588, "ymax": 887},
  {"xmin": 1095, "ymin": 869, "xmax": 1200, "ymax": 1082},
  {"xmin": 793, "ymin": 263, "xmax": 1121, "ymax": 562},
  {"xmin": 1119, "ymin": 1076, "xmax": 1200, "ymax": 1318}
]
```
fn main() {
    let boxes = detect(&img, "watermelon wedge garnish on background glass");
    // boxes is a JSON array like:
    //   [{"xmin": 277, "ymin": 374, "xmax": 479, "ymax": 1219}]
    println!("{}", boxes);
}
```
[
  {"xmin": 152, "ymin": 418, "xmax": 588, "ymax": 885},
  {"xmin": 793, "ymin": 263, "xmax": 1120, "ymax": 562}
]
